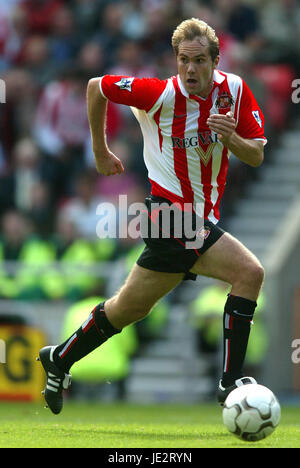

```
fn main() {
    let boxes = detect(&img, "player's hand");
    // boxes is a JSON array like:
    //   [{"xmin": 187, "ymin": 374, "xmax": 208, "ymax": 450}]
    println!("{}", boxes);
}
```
[
  {"xmin": 94, "ymin": 149, "xmax": 124, "ymax": 176},
  {"xmin": 206, "ymin": 111, "xmax": 236, "ymax": 146}
]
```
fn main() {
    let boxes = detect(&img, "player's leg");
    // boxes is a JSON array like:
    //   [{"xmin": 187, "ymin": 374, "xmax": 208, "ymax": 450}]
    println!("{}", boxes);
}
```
[
  {"xmin": 104, "ymin": 264, "xmax": 184, "ymax": 329},
  {"xmin": 38, "ymin": 264, "xmax": 184, "ymax": 413},
  {"xmin": 53, "ymin": 264, "xmax": 184, "ymax": 373},
  {"xmin": 190, "ymin": 232, "xmax": 264, "ymax": 301},
  {"xmin": 190, "ymin": 232, "xmax": 264, "ymax": 399}
]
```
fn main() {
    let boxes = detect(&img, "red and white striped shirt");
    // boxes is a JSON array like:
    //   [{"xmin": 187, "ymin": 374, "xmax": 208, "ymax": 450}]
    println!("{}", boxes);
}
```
[{"xmin": 99, "ymin": 70, "xmax": 266, "ymax": 223}]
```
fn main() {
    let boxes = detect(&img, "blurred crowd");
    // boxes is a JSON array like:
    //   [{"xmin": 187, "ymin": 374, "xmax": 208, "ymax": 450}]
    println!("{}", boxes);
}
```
[{"xmin": 0, "ymin": 0, "xmax": 299, "ymax": 301}]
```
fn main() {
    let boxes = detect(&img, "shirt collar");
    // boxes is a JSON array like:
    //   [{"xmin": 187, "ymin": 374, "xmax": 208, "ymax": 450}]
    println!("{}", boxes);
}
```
[
  {"xmin": 177, "ymin": 74, "xmax": 189, "ymax": 98},
  {"xmin": 177, "ymin": 70, "xmax": 226, "ymax": 99},
  {"xmin": 213, "ymin": 70, "xmax": 226, "ymax": 85}
]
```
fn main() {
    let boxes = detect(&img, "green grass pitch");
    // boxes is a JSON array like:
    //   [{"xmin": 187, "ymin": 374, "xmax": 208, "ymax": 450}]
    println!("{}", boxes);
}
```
[{"xmin": 0, "ymin": 401, "xmax": 299, "ymax": 448}]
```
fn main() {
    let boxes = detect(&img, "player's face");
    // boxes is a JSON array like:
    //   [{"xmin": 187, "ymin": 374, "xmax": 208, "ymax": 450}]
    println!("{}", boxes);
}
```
[{"xmin": 177, "ymin": 37, "xmax": 219, "ymax": 97}]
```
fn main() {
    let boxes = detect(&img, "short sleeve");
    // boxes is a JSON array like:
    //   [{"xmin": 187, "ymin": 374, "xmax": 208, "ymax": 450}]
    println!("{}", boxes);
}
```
[
  {"xmin": 99, "ymin": 75, "xmax": 168, "ymax": 113},
  {"xmin": 236, "ymin": 80, "xmax": 267, "ymax": 144}
]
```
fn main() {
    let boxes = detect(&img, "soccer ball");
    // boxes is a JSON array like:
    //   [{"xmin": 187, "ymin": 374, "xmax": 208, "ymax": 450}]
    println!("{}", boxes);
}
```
[{"xmin": 222, "ymin": 384, "xmax": 281, "ymax": 442}]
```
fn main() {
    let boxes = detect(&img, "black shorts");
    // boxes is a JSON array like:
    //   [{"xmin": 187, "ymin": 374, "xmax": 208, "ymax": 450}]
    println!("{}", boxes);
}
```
[{"xmin": 136, "ymin": 195, "xmax": 225, "ymax": 281}]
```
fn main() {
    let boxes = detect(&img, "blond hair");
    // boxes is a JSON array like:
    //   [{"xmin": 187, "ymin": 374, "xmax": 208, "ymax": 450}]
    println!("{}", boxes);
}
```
[{"xmin": 172, "ymin": 18, "xmax": 219, "ymax": 61}]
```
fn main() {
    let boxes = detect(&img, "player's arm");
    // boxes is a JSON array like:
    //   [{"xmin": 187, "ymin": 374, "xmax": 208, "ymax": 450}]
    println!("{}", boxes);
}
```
[
  {"xmin": 87, "ymin": 78, "xmax": 124, "ymax": 176},
  {"xmin": 208, "ymin": 80, "xmax": 266, "ymax": 167},
  {"xmin": 87, "ymin": 75, "xmax": 167, "ymax": 175},
  {"xmin": 207, "ymin": 112, "xmax": 264, "ymax": 167},
  {"xmin": 224, "ymin": 130, "xmax": 264, "ymax": 168}
]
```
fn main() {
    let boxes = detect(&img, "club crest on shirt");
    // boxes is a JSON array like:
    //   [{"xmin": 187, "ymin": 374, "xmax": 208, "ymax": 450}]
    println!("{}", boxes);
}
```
[
  {"xmin": 114, "ymin": 77, "xmax": 135, "ymax": 92},
  {"xmin": 215, "ymin": 92, "xmax": 234, "ymax": 110},
  {"xmin": 196, "ymin": 226, "xmax": 211, "ymax": 240}
]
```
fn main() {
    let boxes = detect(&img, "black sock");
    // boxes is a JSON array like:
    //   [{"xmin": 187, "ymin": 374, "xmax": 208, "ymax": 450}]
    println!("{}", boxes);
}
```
[
  {"xmin": 222, "ymin": 294, "xmax": 257, "ymax": 387},
  {"xmin": 53, "ymin": 302, "xmax": 121, "ymax": 373}
]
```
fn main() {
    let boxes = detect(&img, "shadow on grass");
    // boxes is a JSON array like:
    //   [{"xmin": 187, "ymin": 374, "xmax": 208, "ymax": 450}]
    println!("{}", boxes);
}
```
[{"xmin": 54, "ymin": 427, "xmax": 232, "ymax": 441}]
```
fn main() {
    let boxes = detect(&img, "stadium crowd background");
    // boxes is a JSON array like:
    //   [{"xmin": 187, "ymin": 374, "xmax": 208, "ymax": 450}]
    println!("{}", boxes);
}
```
[{"xmin": 0, "ymin": 0, "xmax": 299, "ymax": 303}]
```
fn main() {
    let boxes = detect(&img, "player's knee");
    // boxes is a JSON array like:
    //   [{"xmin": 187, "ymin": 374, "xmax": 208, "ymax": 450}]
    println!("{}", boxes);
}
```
[
  {"xmin": 231, "ymin": 259, "xmax": 264, "ymax": 291},
  {"xmin": 243, "ymin": 261, "xmax": 265, "ymax": 289},
  {"xmin": 257, "ymin": 263, "xmax": 265, "ymax": 285},
  {"xmin": 251, "ymin": 261, "xmax": 264, "ymax": 286}
]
